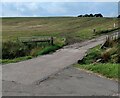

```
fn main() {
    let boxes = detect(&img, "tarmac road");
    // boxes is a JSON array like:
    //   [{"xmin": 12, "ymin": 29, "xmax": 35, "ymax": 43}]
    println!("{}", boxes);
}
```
[
  {"xmin": 2, "ymin": 67, "xmax": 118, "ymax": 96},
  {"xmin": 2, "ymin": 36, "xmax": 106, "ymax": 85},
  {"xmin": 2, "ymin": 33, "xmax": 119, "ymax": 96}
]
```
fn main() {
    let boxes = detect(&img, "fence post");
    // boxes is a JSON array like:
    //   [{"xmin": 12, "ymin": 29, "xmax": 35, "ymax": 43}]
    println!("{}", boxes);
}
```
[
  {"xmin": 93, "ymin": 29, "xmax": 96, "ymax": 33},
  {"xmin": 51, "ymin": 37, "xmax": 54, "ymax": 45}
]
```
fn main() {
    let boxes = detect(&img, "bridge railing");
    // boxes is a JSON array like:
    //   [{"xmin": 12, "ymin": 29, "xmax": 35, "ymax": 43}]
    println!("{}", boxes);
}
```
[
  {"xmin": 106, "ymin": 32, "xmax": 120, "ymax": 41},
  {"xmin": 18, "ymin": 36, "xmax": 54, "ymax": 45}
]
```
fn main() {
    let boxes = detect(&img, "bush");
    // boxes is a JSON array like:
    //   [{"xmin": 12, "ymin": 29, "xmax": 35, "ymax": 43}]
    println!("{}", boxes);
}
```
[
  {"xmin": 2, "ymin": 41, "xmax": 30, "ymax": 59},
  {"xmin": 30, "ymin": 47, "xmax": 43, "ymax": 57},
  {"xmin": 101, "ymin": 51, "xmax": 110, "ymax": 62},
  {"xmin": 111, "ymin": 54, "xmax": 118, "ymax": 63},
  {"xmin": 54, "ymin": 37, "xmax": 66, "ymax": 47}
]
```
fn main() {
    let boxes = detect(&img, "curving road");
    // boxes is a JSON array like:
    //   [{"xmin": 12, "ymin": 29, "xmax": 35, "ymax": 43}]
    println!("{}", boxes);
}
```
[{"xmin": 2, "ymin": 33, "xmax": 119, "ymax": 96}]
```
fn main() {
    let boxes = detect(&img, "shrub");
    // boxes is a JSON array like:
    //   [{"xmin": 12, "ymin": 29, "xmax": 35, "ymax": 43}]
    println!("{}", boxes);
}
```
[
  {"xmin": 54, "ymin": 37, "xmax": 66, "ymax": 47},
  {"xmin": 111, "ymin": 54, "xmax": 118, "ymax": 63},
  {"xmin": 30, "ymin": 47, "xmax": 43, "ymax": 57},
  {"xmin": 2, "ymin": 41, "xmax": 30, "ymax": 59},
  {"xmin": 101, "ymin": 51, "xmax": 110, "ymax": 62}
]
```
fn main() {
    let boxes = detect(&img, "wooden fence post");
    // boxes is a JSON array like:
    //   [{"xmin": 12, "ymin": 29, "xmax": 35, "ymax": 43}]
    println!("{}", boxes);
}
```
[
  {"xmin": 93, "ymin": 29, "xmax": 96, "ymax": 33},
  {"xmin": 51, "ymin": 37, "xmax": 54, "ymax": 45}
]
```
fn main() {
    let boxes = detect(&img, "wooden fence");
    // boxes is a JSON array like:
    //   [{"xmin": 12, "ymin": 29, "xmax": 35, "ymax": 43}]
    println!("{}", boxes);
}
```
[{"xmin": 18, "ymin": 36, "xmax": 54, "ymax": 45}]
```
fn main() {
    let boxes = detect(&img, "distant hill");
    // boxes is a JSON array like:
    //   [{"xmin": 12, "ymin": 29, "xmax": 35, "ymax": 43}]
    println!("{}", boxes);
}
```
[{"xmin": 2, "ymin": 17, "xmax": 118, "ymax": 44}]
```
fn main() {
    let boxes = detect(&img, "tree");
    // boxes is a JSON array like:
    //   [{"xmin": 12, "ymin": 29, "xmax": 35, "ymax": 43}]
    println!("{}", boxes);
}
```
[
  {"xmin": 94, "ymin": 14, "xmax": 103, "ymax": 17},
  {"xmin": 84, "ymin": 14, "xmax": 89, "ymax": 17},
  {"xmin": 78, "ymin": 13, "xmax": 103, "ymax": 17},
  {"xmin": 89, "ymin": 14, "xmax": 94, "ymax": 17},
  {"xmin": 78, "ymin": 15, "xmax": 83, "ymax": 17},
  {"xmin": 117, "ymin": 15, "xmax": 120, "ymax": 18}
]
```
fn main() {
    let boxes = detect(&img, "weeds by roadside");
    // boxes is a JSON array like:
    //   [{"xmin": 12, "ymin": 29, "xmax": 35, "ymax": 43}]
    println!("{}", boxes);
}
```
[
  {"xmin": 2, "ymin": 37, "xmax": 66, "ymax": 64},
  {"xmin": 75, "ymin": 38, "xmax": 120, "ymax": 79}
]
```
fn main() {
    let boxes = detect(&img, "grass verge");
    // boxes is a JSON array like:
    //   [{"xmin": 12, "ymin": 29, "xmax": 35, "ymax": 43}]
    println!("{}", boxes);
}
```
[
  {"xmin": 74, "ymin": 63, "xmax": 119, "ymax": 79},
  {"xmin": 37, "ymin": 45, "xmax": 60, "ymax": 55},
  {"xmin": 2, "ymin": 45, "xmax": 62, "ymax": 64},
  {"xmin": 75, "ymin": 38, "xmax": 120, "ymax": 80},
  {"xmin": 1, "ymin": 56, "xmax": 32, "ymax": 64}
]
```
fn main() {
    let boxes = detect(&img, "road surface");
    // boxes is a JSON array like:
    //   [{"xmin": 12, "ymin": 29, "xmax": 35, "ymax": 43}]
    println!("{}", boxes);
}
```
[
  {"xmin": 2, "ymin": 66, "xmax": 118, "ymax": 96},
  {"xmin": 2, "ymin": 34, "xmax": 119, "ymax": 96},
  {"xmin": 2, "ymin": 35, "xmax": 106, "ymax": 85}
]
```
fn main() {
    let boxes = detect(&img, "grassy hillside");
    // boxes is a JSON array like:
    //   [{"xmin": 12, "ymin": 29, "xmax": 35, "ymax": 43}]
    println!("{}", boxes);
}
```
[{"xmin": 2, "ymin": 17, "xmax": 118, "ymax": 44}]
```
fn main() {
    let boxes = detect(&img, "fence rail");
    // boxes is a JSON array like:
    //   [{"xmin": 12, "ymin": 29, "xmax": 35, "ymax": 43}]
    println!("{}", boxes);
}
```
[{"xmin": 18, "ymin": 36, "xmax": 54, "ymax": 45}]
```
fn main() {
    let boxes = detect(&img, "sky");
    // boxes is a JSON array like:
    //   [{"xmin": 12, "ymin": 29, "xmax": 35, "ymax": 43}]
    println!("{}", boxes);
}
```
[
  {"xmin": 0, "ymin": 2, "xmax": 118, "ymax": 17},
  {"xmin": 1, "ymin": 0, "xmax": 119, "ymax": 2}
]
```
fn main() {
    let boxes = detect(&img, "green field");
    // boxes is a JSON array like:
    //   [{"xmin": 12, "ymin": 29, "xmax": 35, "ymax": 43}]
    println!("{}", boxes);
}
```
[
  {"xmin": 2, "ymin": 17, "xmax": 118, "ymax": 44},
  {"xmin": 1, "ymin": 17, "xmax": 119, "ymax": 63}
]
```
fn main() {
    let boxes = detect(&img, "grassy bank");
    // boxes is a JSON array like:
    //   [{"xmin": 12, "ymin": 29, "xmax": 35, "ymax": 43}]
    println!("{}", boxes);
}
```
[
  {"xmin": 1, "ymin": 56, "xmax": 32, "ymax": 64},
  {"xmin": 2, "ymin": 37, "xmax": 66, "ymax": 64},
  {"xmin": 2, "ymin": 45, "xmax": 64, "ymax": 64},
  {"xmin": 2, "ymin": 45, "xmax": 61, "ymax": 64},
  {"xmin": 75, "ymin": 38, "xmax": 120, "ymax": 79},
  {"xmin": 74, "ymin": 63, "xmax": 118, "ymax": 79}
]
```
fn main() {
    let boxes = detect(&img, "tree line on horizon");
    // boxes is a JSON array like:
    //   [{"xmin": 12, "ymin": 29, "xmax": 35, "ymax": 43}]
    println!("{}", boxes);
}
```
[
  {"xmin": 78, "ymin": 14, "xmax": 120, "ymax": 18},
  {"xmin": 78, "ymin": 13, "xmax": 103, "ymax": 17},
  {"xmin": 117, "ymin": 15, "xmax": 120, "ymax": 18}
]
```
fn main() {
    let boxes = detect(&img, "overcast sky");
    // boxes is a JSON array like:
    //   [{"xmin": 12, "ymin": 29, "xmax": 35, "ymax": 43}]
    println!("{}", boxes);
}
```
[{"xmin": 1, "ymin": 2, "xmax": 118, "ymax": 17}]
